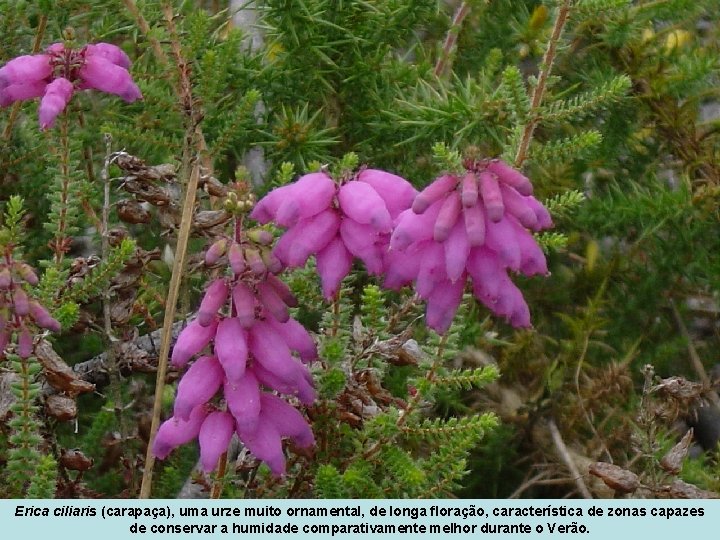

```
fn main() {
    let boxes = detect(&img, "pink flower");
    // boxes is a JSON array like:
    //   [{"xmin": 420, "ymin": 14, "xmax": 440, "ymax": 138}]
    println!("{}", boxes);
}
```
[
  {"xmin": 386, "ymin": 159, "xmax": 552, "ymax": 332},
  {"xmin": 153, "ymin": 404, "xmax": 209, "ymax": 460},
  {"xmin": 197, "ymin": 279, "xmax": 229, "ymax": 327},
  {"xmin": 0, "ymin": 42, "xmax": 141, "ymax": 130},
  {"xmin": 173, "ymin": 355, "xmax": 224, "ymax": 421},
  {"xmin": 39, "ymin": 77, "xmax": 74, "ymax": 130},
  {"xmin": 225, "ymin": 371, "xmax": 262, "ymax": 432},
  {"xmin": 171, "ymin": 318, "xmax": 218, "ymax": 367},
  {"xmin": 214, "ymin": 317, "xmax": 248, "ymax": 383},
  {"xmin": 198, "ymin": 411, "xmax": 235, "ymax": 472},
  {"xmin": 253, "ymin": 168, "xmax": 417, "ymax": 299}
]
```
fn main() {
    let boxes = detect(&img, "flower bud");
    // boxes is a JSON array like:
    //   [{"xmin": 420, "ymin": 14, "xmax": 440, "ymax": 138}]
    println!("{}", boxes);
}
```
[
  {"xmin": 412, "ymin": 174, "xmax": 457, "ymax": 214},
  {"xmin": 204, "ymin": 238, "xmax": 228, "ymax": 266},
  {"xmin": 15, "ymin": 263, "xmax": 39, "ymax": 285},
  {"xmin": 12, "ymin": 287, "xmax": 29, "ymax": 316},
  {"xmin": 228, "ymin": 242, "xmax": 245, "ymax": 275}
]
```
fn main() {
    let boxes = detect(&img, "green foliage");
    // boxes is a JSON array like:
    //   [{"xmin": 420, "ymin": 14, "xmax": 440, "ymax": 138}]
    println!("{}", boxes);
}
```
[{"xmin": 4, "ymin": 355, "xmax": 43, "ymax": 497}]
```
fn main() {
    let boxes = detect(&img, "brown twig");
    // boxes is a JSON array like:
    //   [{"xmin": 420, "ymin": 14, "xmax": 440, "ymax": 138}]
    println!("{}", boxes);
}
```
[
  {"xmin": 670, "ymin": 300, "xmax": 720, "ymax": 406},
  {"xmin": 547, "ymin": 417, "xmax": 593, "ymax": 499},
  {"xmin": 514, "ymin": 0, "xmax": 572, "ymax": 167},
  {"xmin": 140, "ymin": 5, "xmax": 205, "ymax": 498},
  {"xmin": 122, "ymin": 0, "xmax": 169, "ymax": 64},
  {"xmin": 210, "ymin": 452, "xmax": 228, "ymax": 499},
  {"xmin": 434, "ymin": 2, "xmax": 471, "ymax": 78}
]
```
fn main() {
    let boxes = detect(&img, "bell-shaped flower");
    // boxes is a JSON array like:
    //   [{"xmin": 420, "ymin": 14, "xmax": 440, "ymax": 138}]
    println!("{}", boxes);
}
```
[
  {"xmin": 173, "ymin": 355, "xmax": 224, "ymax": 420},
  {"xmin": 198, "ymin": 411, "xmax": 235, "ymax": 472},
  {"xmin": 214, "ymin": 317, "xmax": 248, "ymax": 383},
  {"xmin": 153, "ymin": 404, "xmax": 209, "ymax": 460},
  {"xmin": 171, "ymin": 318, "xmax": 218, "ymax": 367}
]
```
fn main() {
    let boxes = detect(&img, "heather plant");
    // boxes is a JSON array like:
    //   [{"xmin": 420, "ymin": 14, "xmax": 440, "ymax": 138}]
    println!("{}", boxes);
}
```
[{"xmin": 0, "ymin": 0, "xmax": 719, "ymax": 501}]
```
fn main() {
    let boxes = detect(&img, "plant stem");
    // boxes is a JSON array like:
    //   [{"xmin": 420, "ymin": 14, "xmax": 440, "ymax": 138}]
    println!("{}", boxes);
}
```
[
  {"xmin": 210, "ymin": 452, "xmax": 228, "ymax": 499},
  {"xmin": 140, "ymin": 4, "xmax": 206, "ymax": 498},
  {"xmin": 434, "ymin": 2, "xmax": 471, "ymax": 78},
  {"xmin": 123, "ymin": 0, "xmax": 169, "ymax": 64},
  {"xmin": 514, "ymin": 0, "xmax": 572, "ymax": 167}
]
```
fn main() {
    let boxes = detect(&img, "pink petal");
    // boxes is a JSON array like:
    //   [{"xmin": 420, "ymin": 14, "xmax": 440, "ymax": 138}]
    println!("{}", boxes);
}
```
[
  {"xmin": 205, "ymin": 238, "xmax": 227, "ymax": 266},
  {"xmin": 463, "ymin": 202, "xmax": 486, "ymax": 247},
  {"xmin": 174, "ymin": 355, "xmax": 224, "ymax": 420},
  {"xmin": 266, "ymin": 315, "xmax": 318, "ymax": 362},
  {"xmin": 274, "ymin": 172, "xmax": 336, "ymax": 227},
  {"xmin": 79, "ymin": 55, "xmax": 142, "ymax": 102},
  {"xmin": 153, "ymin": 404, "xmax": 209, "ymax": 460},
  {"xmin": 250, "ymin": 184, "xmax": 295, "ymax": 223},
  {"xmin": 283, "ymin": 210, "xmax": 340, "ymax": 267},
  {"xmin": 225, "ymin": 370, "xmax": 261, "ymax": 432},
  {"xmin": 0, "ymin": 80, "xmax": 47, "ymax": 107},
  {"xmin": 433, "ymin": 191, "xmax": 461, "ymax": 242},
  {"xmin": 357, "ymin": 168, "xmax": 417, "ymax": 219},
  {"xmin": 412, "ymin": 174, "xmax": 458, "ymax": 214},
  {"xmin": 486, "ymin": 160, "xmax": 533, "ymax": 196},
  {"xmin": 479, "ymin": 171, "xmax": 504, "ymax": 222},
  {"xmin": 467, "ymin": 247, "xmax": 506, "ymax": 302},
  {"xmin": 485, "ymin": 215, "xmax": 521, "ymax": 271},
  {"xmin": 425, "ymin": 278, "xmax": 465, "ymax": 334},
  {"xmin": 29, "ymin": 300, "xmax": 61, "ymax": 332},
  {"xmin": 338, "ymin": 180, "xmax": 392, "ymax": 233},
  {"xmin": 0, "ymin": 54, "xmax": 52, "ymax": 86},
  {"xmin": 415, "ymin": 241, "xmax": 446, "ymax": 298},
  {"xmin": 171, "ymin": 318, "xmax": 218, "ymax": 367},
  {"xmin": 444, "ymin": 218, "xmax": 470, "ymax": 283},
  {"xmin": 198, "ymin": 279, "xmax": 229, "ymax": 326},
  {"xmin": 461, "ymin": 172, "xmax": 479, "ymax": 207},
  {"xmin": 249, "ymin": 320, "xmax": 298, "ymax": 383},
  {"xmin": 508, "ymin": 218, "xmax": 548, "ymax": 276},
  {"xmin": 198, "ymin": 411, "xmax": 234, "ymax": 472},
  {"xmin": 390, "ymin": 199, "xmax": 443, "ymax": 251},
  {"xmin": 257, "ymin": 281, "xmax": 289, "ymax": 322},
  {"xmin": 383, "ymin": 246, "xmax": 423, "ymax": 290},
  {"xmin": 236, "ymin": 418, "xmax": 286, "ymax": 476},
  {"xmin": 228, "ymin": 242, "xmax": 246, "ymax": 275},
  {"xmin": 525, "ymin": 196, "xmax": 554, "ymax": 231},
  {"xmin": 499, "ymin": 183, "xmax": 538, "ymax": 229},
  {"xmin": 261, "ymin": 393, "xmax": 315, "ymax": 447},
  {"xmin": 266, "ymin": 274, "xmax": 298, "ymax": 307},
  {"xmin": 231, "ymin": 282, "xmax": 257, "ymax": 328},
  {"xmin": 85, "ymin": 43, "xmax": 131, "ymax": 69},
  {"xmin": 316, "ymin": 236, "xmax": 353, "ymax": 299},
  {"xmin": 18, "ymin": 327, "xmax": 33, "ymax": 359},
  {"xmin": 215, "ymin": 317, "xmax": 248, "ymax": 382},
  {"xmin": 38, "ymin": 78, "xmax": 74, "ymax": 130}
]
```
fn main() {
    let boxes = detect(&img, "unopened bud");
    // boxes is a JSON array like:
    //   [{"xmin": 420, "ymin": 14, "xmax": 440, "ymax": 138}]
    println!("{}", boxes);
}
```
[
  {"xmin": 15, "ymin": 263, "xmax": 39, "ymax": 286},
  {"xmin": 247, "ymin": 229, "xmax": 273, "ymax": 246},
  {"xmin": 12, "ymin": 287, "xmax": 29, "ymax": 316},
  {"xmin": 0, "ymin": 268, "xmax": 11, "ymax": 289},
  {"xmin": 204, "ymin": 238, "xmax": 228, "ymax": 266},
  {"xmin": 228, "ymin": 242, "xmax": 245, "ymax": 275},
  {"xmin": 244, "ymin": 248, "xmax": 266, "ymax": 275}
]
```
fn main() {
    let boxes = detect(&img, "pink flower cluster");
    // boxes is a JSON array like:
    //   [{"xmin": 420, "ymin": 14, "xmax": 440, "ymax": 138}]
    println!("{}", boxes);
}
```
[
  {"xmin": 0, "ymin": 42, "xmax": 141, "ymax": 129},
  {"xmin": 0, "ymin": 259, "xmax": 61, "ymax": 359},
  {"xmin": 251, "ymin": 169, "xmax": 417, "ymax": 298},
  {"xmin": 253, "ymin": 161, "xmax": 553, "ymax": 334},
  {"xmin": 153, "ymin": 239, "xmax": 317, "ymax": 475},
  {"xmin": 385, "ymin": 160, "xmax": 552, "ymax": 333}
]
